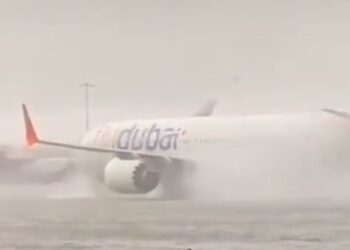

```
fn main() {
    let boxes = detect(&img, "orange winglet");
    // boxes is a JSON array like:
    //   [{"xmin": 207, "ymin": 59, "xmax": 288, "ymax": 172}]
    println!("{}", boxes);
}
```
[{"xmin": 22, "ymin": 104, "xmax": 39, "ymax": 147}]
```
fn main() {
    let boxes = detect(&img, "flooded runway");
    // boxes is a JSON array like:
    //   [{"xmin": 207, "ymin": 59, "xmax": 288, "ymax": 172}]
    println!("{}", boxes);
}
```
[{"xmin": 0, "ymin": 198, "xmax": 349, "ymax": 250}]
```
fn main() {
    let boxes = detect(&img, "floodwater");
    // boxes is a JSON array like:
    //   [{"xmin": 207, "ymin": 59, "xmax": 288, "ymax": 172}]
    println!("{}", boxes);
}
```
[{"xmin": 0, "ymin": 197, "xmax": 349, "ymax": 250}]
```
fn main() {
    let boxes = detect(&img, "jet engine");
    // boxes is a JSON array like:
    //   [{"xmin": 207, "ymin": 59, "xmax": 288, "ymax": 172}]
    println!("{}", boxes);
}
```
[{"xmin": 104, "ymin": 158, "xmax": 160, "ymax": 194}]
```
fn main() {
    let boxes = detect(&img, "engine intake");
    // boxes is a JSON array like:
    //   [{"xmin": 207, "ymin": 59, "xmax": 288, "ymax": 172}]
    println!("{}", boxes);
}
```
[{"xmin": 104, "ymin": 158, "xmax": 160, "ymax": 194}]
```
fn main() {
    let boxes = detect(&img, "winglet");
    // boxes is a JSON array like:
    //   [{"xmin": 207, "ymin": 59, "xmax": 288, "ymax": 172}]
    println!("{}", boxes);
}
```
[
  {"xmin": 194, "ymin": 99, "xmax": 217, "ymax": 116},
  {"xmin": 22, "ymin": 104, "xmax": 39, "ymax": 146}
]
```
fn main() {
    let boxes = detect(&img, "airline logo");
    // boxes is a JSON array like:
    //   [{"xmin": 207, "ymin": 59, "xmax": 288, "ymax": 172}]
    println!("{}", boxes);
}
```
[{"xmin": 116, "ymin": 123, "xmax": 186, "ymax": 151}]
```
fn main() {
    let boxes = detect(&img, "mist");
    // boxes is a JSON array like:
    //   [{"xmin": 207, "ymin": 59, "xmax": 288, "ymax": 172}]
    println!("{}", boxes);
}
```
[
  {"xmin": 1, "ymin": 0, "xmax": 350, "ymax": 202},
  {"xmin": 193, "ymin": 114, "xmax": 350, "ymax": 202},
  {"xmin": 1, "ymin": 0, "xmax": 350, "ymax": 144},
  {"xmin": 2, "ymin": 2, "xmax": 350, "ymax": 249}
]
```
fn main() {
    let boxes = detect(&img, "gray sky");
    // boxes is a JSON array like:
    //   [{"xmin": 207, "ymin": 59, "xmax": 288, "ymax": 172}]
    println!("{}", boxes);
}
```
[{"xmin": 1, "ymin": 0, "xmax": 350, "ymax": 144}]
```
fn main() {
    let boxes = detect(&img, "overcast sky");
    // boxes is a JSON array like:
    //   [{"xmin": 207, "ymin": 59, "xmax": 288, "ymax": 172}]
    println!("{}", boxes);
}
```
[{"xmin": 1, "ymin": 0, "xmax": 350, "ymax": 144}]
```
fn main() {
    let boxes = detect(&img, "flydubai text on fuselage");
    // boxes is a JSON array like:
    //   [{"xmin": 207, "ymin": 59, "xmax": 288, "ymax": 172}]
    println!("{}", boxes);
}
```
[
  {"xmin": 82, "ymin": 120, "xmax": 191, "ymax": 156},
  {"xmin": 99, "ymin": 123, "xmax": 186, "ymax": 151}
]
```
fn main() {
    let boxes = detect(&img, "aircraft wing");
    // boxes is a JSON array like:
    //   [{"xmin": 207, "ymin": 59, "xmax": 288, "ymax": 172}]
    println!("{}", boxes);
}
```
[
  {"xmin": 22, "ymin": 104, "xmax": 181, "ymax": 162},
  {"xmin": 322, "ymin": 108, "xmax": 350, "ymax": 120}
]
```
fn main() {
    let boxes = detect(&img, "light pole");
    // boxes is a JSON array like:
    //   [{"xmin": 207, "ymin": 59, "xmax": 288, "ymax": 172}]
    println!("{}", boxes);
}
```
[{"xmin": 80, "ymin": 82, "xmax": 94, "ymax": 132}]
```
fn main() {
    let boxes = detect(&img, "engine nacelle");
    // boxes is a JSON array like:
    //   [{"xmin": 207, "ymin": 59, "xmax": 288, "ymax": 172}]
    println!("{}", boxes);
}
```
[{"xmin": 104, "ymin": 158, "xmax": 160, "ymax": 194}]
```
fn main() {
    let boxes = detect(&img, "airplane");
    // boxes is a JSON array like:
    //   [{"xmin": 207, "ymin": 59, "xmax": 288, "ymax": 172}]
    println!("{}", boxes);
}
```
[{"xmin": 21, "ymin": 101, "xmax": 350, "ymax": 198}]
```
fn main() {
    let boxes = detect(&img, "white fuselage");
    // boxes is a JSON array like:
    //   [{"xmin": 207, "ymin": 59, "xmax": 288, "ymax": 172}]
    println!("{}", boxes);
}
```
[{"xmin": 80, "ymin": 112, "xmax": 348, "ymax": 165}]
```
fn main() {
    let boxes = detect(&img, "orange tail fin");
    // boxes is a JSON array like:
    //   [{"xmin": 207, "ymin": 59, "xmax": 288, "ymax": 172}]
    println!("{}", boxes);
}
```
[{"xmin": 22, "ymin": 104, "xmax": 39, "ymax": 146}]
